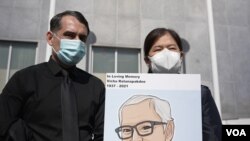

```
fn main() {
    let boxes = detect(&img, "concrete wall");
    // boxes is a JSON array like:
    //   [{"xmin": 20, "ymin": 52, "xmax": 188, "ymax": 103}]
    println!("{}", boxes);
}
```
[
  {"xmin": 0, "ymin": 0, "xmax": 50, "ymax": 63},
  {"xmin": 213, "ymin": 0, "xmax": 250, "ymax": 119},
  {"xmin": 55, "ymin": 0, "xmax": 214, "ymax": 89}
]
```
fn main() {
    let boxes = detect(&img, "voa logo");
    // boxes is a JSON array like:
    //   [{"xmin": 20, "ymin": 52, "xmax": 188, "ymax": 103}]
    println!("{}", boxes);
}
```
[{"xmin": 226, "ymin": 129, "xmax": 246, "ymax": 136}]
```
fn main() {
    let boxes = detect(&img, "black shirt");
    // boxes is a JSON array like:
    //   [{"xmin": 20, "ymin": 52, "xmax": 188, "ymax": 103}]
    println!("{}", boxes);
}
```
[{"xmin": 0, "ymin": 58, "xmax": 105, "ymax": 141}]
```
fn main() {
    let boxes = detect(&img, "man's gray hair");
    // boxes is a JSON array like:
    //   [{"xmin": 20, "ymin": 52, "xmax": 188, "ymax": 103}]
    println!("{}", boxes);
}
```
[{"xmin": 118, "ymin": 95, "xmax": 173, "ymax": 124}]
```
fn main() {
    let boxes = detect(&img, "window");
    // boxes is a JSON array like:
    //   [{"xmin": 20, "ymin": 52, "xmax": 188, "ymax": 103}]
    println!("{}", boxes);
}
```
[
  {"xmin": 90, "ymin": 46, "xmax": 141, "ymax": 74},
  {"xmin": 0, "ymin": 41, "xmax": 37, "ymax": 92}
]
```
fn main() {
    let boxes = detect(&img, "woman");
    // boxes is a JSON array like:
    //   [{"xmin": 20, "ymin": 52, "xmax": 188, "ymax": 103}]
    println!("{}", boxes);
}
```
[{"xmin": 144, "ymin": 28, "xmax": 222, "ymax": 141}]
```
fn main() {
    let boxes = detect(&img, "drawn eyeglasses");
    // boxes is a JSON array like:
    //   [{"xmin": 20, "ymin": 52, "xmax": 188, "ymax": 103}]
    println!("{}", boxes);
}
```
[{"xmin": 115, "ymin": 120, "xmax": 169, "ymax": 139}]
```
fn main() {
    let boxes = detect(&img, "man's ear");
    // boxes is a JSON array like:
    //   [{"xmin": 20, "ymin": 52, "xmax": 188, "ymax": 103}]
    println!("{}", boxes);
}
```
[
  {"xmin": 46, "ymin": 31, "xmax": 54, "ymax": 46},
  {"xmin": 164, "ymin": 120, "xmax": 174, "ymax": 141}
]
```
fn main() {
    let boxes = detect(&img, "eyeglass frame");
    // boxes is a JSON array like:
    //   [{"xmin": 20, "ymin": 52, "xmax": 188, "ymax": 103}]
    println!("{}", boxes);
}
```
[{"xmin": 115, "ymin": 120, "xmax": 172, "ymax": 139}]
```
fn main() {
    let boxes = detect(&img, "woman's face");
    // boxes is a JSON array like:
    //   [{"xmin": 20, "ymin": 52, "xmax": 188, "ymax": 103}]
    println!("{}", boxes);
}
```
[{"xmin": 148, "ymin": 33, "xmax": 180, "ymax": 57}]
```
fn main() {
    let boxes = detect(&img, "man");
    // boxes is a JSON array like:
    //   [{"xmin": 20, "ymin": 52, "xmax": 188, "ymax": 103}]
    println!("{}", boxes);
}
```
[
  {"xmin": 115, "ymin": 95, "xmax": 174, "ymax": 141},
  {"xmin": 0, "ymin": 10, "xmax": 105, "ymax": 141}
]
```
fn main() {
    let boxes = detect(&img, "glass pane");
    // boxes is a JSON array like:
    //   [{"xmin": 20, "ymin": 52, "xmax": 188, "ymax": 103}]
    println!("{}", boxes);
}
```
[
  {"xmin": 0, "ymin": 41, "xmax": 9, "ymax": 92},
  {"xmin": 117, "ymin": 48, "xmax": 139, "ymax": 73},
  {"xmin": 93, "ymin": 47, "xmax": 115, "ymax": 73},
  {"xmin": 9, "ymin": 42, "xmax": 36, "ymax": 79}
]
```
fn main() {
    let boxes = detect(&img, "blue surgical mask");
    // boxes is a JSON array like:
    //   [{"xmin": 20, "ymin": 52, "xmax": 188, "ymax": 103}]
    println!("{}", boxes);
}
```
[{"xmin": 52, "ymin": 35, "xmax": 86, "ymax": 66}]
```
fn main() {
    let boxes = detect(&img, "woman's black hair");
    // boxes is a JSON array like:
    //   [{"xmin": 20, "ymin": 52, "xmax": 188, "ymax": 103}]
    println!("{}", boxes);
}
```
[{"xmin": 143, "ymin": 28, "xmax": 183, "ymax": 73}]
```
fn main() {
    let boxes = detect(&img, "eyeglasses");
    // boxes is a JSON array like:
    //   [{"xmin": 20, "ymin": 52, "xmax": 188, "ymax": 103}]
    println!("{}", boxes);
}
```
[{"xmin": 115, "ymin": 120, "xmax": 168, "ymax": 139}]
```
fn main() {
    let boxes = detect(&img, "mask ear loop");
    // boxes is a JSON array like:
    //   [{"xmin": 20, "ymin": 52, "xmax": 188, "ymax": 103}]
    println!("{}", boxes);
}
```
[
  {"xmin": 52, "ymin": 32, "xmax": 61, "ymax": 40},
  {"xmin": 143, "ymin": 54, "xmax": 152, "ymax": 73},
  {"xmin": 50, "ymin": 32, "xmax": 60, "ymax": 54}
]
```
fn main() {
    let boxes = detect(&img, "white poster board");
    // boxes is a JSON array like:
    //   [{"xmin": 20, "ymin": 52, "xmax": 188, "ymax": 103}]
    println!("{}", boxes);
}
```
[{"xmin": 104, "ymin": 73, "xmax": 202, "ymax": 141}]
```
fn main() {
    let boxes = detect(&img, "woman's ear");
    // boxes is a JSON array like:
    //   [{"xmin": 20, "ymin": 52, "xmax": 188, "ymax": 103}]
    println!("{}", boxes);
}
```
[
  {"xmin": 164, "ymin": 120, "xmax": 175, "ymax": 141},
  {"xmin": 144, "ymin": 57, "xmax": 151, "ymax": 66},
  {"xmin": 180, "ymin": 51, "xmax": 184, "ymax": 59}
]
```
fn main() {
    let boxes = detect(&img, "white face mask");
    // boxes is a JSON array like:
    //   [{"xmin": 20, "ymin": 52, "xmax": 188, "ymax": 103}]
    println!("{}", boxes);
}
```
[{"xmin": 148, "ymin": 48, "xmax": 182, "ymax": 73}]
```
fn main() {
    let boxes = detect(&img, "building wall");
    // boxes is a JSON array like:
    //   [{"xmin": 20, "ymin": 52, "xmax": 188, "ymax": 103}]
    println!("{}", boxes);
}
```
[
  {"xmin": 0, "ymin": 0, "xmax": 249, "ymax": 122},
  {"xmin": 55, "ymin": 0, "xmax": 214, "ymax": 88},
  {"xmin": 0, "ymin": 0, "xmax": 50, "ymax": 63},
  {"xmin": 213, "ymin": 0, "xmax": 250, "ymax": 119}
]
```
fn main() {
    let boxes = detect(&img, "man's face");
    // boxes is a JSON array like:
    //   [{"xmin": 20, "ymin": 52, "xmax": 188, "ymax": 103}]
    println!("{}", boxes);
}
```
[
  {"xmin": 120, "ymin": 99, "xmax": 170, "ymax": 141},
  {"xmin": 47, "ymin": 15, "xmax": 88, "ymax": 60}
]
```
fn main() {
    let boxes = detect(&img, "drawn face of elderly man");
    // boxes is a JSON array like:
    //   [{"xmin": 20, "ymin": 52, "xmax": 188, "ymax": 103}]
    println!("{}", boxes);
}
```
[{"xmin": 115, "ymin": 95, "xmax": 174, "ymax": 141}]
